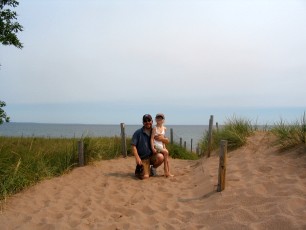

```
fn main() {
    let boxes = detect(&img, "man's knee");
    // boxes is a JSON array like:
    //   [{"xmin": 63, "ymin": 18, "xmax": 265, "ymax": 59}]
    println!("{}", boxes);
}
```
[
  {"xmin": 142, "ymin": 174, "xmax": 149, "ymax": 179},
  {"xmin": 158, "ymin": 152, "xmax": 165, "ymax": 160},
  {"xmin": 155, "ymin": 153, "xmax": 164, "ymax": 166}
]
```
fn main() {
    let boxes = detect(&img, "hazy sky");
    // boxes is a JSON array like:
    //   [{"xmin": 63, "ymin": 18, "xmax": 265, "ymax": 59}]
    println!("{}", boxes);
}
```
[{"xmin": 1, "ymin": 0, "xmax": 305, "ymax": 125}]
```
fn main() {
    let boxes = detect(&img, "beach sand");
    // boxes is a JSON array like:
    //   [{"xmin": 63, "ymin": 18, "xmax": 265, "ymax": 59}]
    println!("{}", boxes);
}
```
[{"xmin": 1, "ymin": 132, "xmax": 305, "ymax": 229}]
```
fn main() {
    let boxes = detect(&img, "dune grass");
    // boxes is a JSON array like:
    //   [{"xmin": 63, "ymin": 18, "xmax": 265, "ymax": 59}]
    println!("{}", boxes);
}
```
[
  {"xmin": 199, "ymin": 113, "xmax": 306, "ymax": 155},
  {"xmin": 271, "ymin": 112, "xmax": 306, "ymax": 150},
  {"xmin": 0, "ymin": 136, "xmax": 125, "ymax": 200},
  {"xmin": 168, "ymin": 144, "xmax": 199, "ymax": 160},
  {"xmin": 200, "ymin": 116, "xmax": 255, "ymax": 155}
]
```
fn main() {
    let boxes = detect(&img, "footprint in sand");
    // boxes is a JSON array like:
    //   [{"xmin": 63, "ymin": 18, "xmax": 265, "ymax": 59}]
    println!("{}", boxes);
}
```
[{"xmin": 258, "ymin": 166, "xmax": 272, "ymax": 173}]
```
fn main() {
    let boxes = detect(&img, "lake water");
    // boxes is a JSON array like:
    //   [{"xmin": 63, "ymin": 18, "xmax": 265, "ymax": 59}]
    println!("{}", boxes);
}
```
[{"xmin": 0, "ymin": 123, "xmax": 208, "ymax": 150}]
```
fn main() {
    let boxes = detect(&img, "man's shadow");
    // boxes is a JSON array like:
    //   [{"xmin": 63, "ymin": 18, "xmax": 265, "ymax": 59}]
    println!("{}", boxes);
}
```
[{"xmin": 104, "ymin": 172, "xmax": 139, "ymax": 180}]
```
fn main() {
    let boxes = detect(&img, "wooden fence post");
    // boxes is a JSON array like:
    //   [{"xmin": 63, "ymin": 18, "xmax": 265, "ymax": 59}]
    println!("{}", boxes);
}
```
[
  {"xmin": 78, "ymin": 140, "xmax": 85, "ymax": 167},
  {"xmin": 207, "ymin": 115, "xmax": 214, "ymax": 157},
  {"xmin": 180, "ymin": 138, "xmax": 182, "ymax": 147},
  {"xmin": 196, "ymin": 143, "xmax": 200, "ymax": 155},
  {"xmin": 120, "ymin": 123, "xmax": 127, "ymax": 157},
  {"xmin": 217, "ymin": 140, "xmax": 227, "ymax": 192},
  {"xmin": 184, "ymin": 141, "xmax": 186, "ymax": 150},
  {"xmin": 191, "ymin": 138, "xmax": 193, "ymax": 152},
  {"xmin": 170, "ymin": 128, "xmax": 174, "ymax": 144}
]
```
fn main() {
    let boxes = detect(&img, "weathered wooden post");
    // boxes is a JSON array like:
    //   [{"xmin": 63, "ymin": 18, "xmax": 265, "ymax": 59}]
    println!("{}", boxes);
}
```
[
  {"xmin": 184, "ymin": 141, "xmax": 186, "ymax": 150},
  {"xmin": 78, "ymin": 140, "xmax": 85, "ymax": 166},
  {"xmin": 120, "ymin": 123, "xmax": 127, "ymax": 157},
  {"xmin": 216, "ymin": 122, "xmax": 219, "ymax": 132},
  {"xmin": 196, "ymin": 143, "xmax": 200, "ymax": 155},
  {"xmin": 207, "ymin": 115, "xmax": 214, "ymax": 157},
  {"xmin": 170, "ymin": 128, "xmax": 174, "ymax": 144},
  {"xmin": 180, "ymin": 138, "xmax": 182, "ymax": 147},
  {"xmin": 191, "ymin": 138, "xmax": 193, "ymax": 152},
  {"xmin": 217, "ymin": 140, "xmax": 227, "ymax": 192}
]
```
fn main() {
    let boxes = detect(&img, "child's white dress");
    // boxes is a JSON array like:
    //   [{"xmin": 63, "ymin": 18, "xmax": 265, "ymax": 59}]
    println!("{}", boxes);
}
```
[{"xmin": 153, "ymin": 126, "xmax": 165, "ymax": 151}]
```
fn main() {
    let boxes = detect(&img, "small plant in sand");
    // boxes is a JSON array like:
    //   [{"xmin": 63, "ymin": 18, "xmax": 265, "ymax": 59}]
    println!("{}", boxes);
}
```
[
  {"xmin": 272, "ymin": 112, "xmax": 306, "ymax": 150},
  {"xmin": 200, "ymin": 115, "xmax": 255, "ymax": 155}
]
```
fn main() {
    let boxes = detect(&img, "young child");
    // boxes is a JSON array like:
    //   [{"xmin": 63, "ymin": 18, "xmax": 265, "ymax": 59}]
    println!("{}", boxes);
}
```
[{"xmin": 151, "ymin": 113, "xmax": 174, "ymax": 177}]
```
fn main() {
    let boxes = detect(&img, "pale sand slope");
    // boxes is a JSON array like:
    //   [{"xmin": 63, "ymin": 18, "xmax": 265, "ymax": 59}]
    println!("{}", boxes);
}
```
[{"xmin": 1, "ymin": 132, "xmax": 306, "ymax": 229}]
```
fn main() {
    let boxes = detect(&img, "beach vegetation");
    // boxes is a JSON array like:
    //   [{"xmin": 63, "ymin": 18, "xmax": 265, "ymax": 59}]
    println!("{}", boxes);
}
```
[
  {"xmin": 0, "ymin": 136, "xmax": 124, "ymax": 200},
  {"xmin": 271, "ymin": 112, "xmax": 306, "ymax": 150},
  {"xmin": 167, "ymin": 143, "xmax": 199, "ymax": 160},
  {"xmin": 200, "ymin": 115, "xmax": 255, "ymax": 155}
]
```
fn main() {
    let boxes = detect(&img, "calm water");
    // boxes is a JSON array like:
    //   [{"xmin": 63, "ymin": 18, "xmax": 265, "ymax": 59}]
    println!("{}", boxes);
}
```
[{"xmin": 0, "ymin": 123, "xmax": 208, "ymax": 150}]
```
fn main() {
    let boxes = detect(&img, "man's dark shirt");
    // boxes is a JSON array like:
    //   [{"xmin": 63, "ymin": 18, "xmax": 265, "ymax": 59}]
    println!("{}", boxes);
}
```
[{"xmin": 131, "ymin": 126, "xmax": 152, "ymax": 160}]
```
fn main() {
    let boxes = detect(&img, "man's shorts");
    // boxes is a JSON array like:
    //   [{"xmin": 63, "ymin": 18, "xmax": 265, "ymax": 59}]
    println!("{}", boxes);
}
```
[{"xmin": 141, "ymin": 158, "xmax": 151, "ymax": 177}]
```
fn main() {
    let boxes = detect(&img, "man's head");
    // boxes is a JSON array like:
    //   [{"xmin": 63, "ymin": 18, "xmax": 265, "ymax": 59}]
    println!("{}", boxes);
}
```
[{"xmin": 142, "ymin": 114, "xmax": 153, "ymax": 129}]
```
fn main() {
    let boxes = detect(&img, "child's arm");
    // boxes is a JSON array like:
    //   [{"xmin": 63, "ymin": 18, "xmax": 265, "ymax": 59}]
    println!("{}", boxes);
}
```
[
  {"xmin": 151, "ymin": 127, "xmax": 157, "ymax": 154},
  {"xmin": 163, "ymin": 126, "xmax": 166, "ymax": 148}
]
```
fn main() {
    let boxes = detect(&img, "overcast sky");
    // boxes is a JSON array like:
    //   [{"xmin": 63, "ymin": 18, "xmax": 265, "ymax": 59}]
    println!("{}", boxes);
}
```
[{"xmin": 1, "ymin": 0, "xmax": 305, "ymax": 125}]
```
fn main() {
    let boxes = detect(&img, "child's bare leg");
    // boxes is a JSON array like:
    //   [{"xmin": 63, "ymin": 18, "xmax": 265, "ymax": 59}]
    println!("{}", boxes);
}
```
[
  {"xmin": 161, "ymin": 149, "xmax": 173, "ymax": 177},
  {"xmin": 166, "ymin": 158, "xmax": 174, "ymax": 177},
  {"xmin": 161, "ymin": 149, "xmax": 169, "ymax": 175}
]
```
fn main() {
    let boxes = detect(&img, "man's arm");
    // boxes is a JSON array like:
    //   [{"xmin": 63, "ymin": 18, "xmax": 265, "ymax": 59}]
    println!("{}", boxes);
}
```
[{"xmin": 131, "ymin": 145, "xmax": 142, "ymax": 165}]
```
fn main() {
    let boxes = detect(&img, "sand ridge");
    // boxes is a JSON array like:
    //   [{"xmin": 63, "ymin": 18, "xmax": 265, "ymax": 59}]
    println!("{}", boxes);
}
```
[{"xmin": 0, "ymin": 132, "xmax": 306, "ymax": 229}]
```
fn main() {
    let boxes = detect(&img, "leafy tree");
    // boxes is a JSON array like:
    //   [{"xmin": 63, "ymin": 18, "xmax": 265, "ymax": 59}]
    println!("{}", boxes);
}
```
[
  {"xmin": 0, "ymin": 101, "xmax": 10, "ymax": 124},
  {"xmin": 0, "ymin": 0, "xmax": 23, "ymax": 48},
  {"xmin": 1, "ymin": 0, "xmax": 23, "ymax": 124}
]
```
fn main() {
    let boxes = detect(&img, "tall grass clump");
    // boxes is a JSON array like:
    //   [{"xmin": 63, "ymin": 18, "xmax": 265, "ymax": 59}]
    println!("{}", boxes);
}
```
[
  {"xmin": 271, "ymin": 112, "xmax": 306, "ymax": 150},
  {"xmin": 200, "ymin": 116, "xmax": 255, "ymax": 155},
  {"xmin": 82, "ymin": 136, "xmax": 129, "ymax": 161},
  {"xmin": 167, "ymin": 143, "xmax": 199, "ymax": 160},
  {"xmin": 0, "ymin": 137, "xmax": 78, "ymax": 200}
]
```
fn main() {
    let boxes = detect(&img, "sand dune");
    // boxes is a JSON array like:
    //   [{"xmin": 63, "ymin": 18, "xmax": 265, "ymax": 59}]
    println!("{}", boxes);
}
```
[{"xmin": 1, "ymin": 132, "xmax": 305, "ymax": 229}]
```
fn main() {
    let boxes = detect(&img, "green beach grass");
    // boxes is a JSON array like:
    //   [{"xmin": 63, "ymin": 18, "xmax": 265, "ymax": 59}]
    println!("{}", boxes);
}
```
[
  {"xmin": 200, "ymin": 115, "xmax": 255, "ymax": 155},
  {"xmin": 0, "ymin": 136, "xmax": 130, "ymax": 200},
  {"xmin": 271, "ymin": 112, "xmax": 306, "ymax": 150},
  {"xmin": 200, "ymin": 113, "xmax": 306, "ymax": 156}
]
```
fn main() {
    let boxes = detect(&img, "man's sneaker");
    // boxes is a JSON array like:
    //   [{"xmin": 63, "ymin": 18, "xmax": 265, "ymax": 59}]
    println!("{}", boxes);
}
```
[
  {"xmin": 150, "ymin": 166, "xmax": 157, "ymax": 176},
  {"xmin": 135, "ymin": 164, "xmax": 143, "ymax": 176}
]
